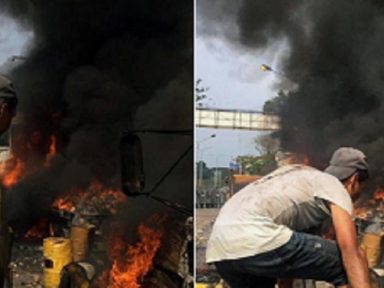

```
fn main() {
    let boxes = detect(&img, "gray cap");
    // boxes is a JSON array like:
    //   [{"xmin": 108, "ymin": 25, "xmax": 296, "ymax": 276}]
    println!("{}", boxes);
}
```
[{"xmin": 324, "ymin": 147, "xmax": 368, "ymax": 180}]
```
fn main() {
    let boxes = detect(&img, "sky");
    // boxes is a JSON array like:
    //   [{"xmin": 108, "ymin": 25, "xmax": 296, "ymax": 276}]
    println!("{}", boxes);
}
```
[
  {"xmin": 196, "ymin": 37, "xmax": 280, "ymax": 110},
  {"xmin": 0, "ymin": 15, "xmax": 33, "ymax": 70},
  {"xmin": 196, "ymin": 36, "xmax": 283, "ymax": 167}
]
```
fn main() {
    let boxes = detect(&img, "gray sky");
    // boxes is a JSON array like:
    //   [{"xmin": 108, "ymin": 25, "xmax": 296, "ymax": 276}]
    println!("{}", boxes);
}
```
[
  {"xmin": 0, "ymin": 14, "xmax": 32, "ymax": 70},
  {"xmin": 196, "ymin": 37, "xmax": 280, "ymax": 109},
  {"xmin": 196, "ymin": 36, "xmax": 282, "ymax": 167}
]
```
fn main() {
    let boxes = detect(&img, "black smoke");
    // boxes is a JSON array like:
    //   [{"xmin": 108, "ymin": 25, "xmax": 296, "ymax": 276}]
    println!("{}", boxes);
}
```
[
  {"xmin": 198, "ymin": 0, "xmax": 384, "ymax": 186},
  {"xmin": 1, "ymin": 0, "xmax": 193, "ymax": 227}
]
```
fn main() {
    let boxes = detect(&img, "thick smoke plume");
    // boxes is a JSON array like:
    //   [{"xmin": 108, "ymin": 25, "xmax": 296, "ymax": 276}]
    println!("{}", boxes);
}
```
[
  {"xmin": 1, "ymin": 0, "xmax": 192, "ymax": 227},
  {"xmin": 198, "ymin": 0, "xmax": 384, "ymax": 187}
]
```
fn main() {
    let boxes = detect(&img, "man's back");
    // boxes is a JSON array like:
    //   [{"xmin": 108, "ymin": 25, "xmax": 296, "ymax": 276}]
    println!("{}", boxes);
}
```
[{"xmin": 206, "ymin": 164, "xmax": 352, "ymax": 262}]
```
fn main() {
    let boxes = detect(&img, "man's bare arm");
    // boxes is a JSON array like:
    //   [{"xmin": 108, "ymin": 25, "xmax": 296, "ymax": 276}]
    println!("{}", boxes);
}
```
[{"xmin": 330, "ymin": 203, "xmax": 371, "ymax": 288}]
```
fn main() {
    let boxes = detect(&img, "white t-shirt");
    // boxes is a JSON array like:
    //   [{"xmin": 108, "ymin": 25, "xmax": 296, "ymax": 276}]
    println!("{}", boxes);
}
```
[{"xmin": 206, "ymin": 164, "xmax": 353, "ymax": 263}]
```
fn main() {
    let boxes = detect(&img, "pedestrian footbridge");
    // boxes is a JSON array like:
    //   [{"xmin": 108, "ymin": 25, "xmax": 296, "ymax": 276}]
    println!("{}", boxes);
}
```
[{"xmin": 195, "ymin": 107, "xmax": 280, "ymax": 131}]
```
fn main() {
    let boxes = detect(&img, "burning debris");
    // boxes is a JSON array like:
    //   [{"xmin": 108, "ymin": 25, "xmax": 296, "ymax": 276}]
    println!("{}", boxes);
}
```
[
  {"xmin": 100, "ymin": 223, "xmax": 163, "ymax": 288},
  {"xmin": 0, "ymin": 0, "xmax": 193, "ymax": 286},
  {"xmin": 51, "ymin": 182, "xmax": 126, "ymax": 215},
  {"xmin": 0, "ymin": 0, "xmax": 192, "ymax": 217}
]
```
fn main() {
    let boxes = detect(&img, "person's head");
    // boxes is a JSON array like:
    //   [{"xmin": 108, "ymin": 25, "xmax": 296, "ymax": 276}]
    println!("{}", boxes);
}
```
[
  {"xmin": 325, "ymin": 147, "xmax": 369, "ymax": 201},
  {"xmin": 0, "ymin": 75, "xmax": 17, "ymax": 134}
]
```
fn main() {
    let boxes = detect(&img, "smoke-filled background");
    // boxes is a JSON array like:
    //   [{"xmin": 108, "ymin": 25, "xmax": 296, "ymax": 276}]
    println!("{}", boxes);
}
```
[
  {"xmin": 198, "ymin": 0, "xmax": 384, "ymax": 188},
  {"xmin": 0, "ymin": 0, "xmax": 193, "ymax": 228}
]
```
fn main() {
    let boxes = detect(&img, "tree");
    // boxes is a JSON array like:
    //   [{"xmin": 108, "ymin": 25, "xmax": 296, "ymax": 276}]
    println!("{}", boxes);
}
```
[
  {"xmin": 236, "ymin": 154, "xmax": 276, "ymax": 175},
  {"xmin": 234, "ymin": 133, "xmax": 280, "ymax": 175},
  {"xmin": 195, "ymin": 78, "xmax": 210, "ymax": 107}
]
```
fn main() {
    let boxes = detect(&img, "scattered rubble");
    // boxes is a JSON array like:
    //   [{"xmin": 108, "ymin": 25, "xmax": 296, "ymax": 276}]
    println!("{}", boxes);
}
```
[{"xmin": 10, "ymin": 242, "xmax": 44, "ymax": 287}]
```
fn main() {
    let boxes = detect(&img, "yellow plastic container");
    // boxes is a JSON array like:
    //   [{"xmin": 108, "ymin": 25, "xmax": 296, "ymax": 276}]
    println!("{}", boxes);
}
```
[
  {"xmin": 196, "ymin": 282, "xmax": 226, "ymax": 288},
  {"xmin": 361, "ymin": 233, "xmax": 382, "ymax": 268},
  {"xmin": 43, "ymin": 237, "xmax": 72, "ymax": 288},
  {"xmin": 70, "ymin": 226, "xmax": 89, "ymax": 262}
]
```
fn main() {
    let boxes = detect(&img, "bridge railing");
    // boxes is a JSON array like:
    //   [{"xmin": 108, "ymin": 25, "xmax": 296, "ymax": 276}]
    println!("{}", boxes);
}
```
[{"xmin": 195, "ymin": 107, "xmax": 280, "ymax": 131}]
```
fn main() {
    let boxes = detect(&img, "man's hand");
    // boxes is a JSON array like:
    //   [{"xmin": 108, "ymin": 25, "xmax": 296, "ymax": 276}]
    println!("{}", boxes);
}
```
[{"xmin": 331, "ymin": 203, "xmax": 371, "ymax": 288}]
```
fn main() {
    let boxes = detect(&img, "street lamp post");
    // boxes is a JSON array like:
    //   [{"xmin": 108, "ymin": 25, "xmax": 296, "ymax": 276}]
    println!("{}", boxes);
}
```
[
  {"xmin": 196, "ymin": 134, "xmax": 216, "ymax": 189},
  {"xmin": 260, "ymin": 64, "xmax": 297, "ymax": 85}
]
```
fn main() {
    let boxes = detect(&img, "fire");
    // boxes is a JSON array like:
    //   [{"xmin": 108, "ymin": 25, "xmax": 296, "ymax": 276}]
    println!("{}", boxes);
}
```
[
  {"xmin": 52, "ymin": 181, "xmax": 126, "ymax": 214},
  {"xmin": 25, "ymin": 225, "xmax": 44, "ymax": 239},
  {"xmin": 52, "ymin": 196, "xmax": 76, "ymax": 213},
  {"xmin": 353, "ymin": 186, "xmax": 384, "ymax": 220},
  {"xmin": 48, "ymin": 135, "xmax": 57, "ymax": 156},
  {"xmin": 105, "ymin": 224, "xmax": 163, "ymax": 288},
  {"xmin": 24, "ymin": 219, "xmax": 50, "ymax": 239},
  {"xmin": 44, "ymin": 135, "xmax": 57, "ymax": 165},
  {"xmin": 1, "ymin": 158, "xmax": 25, "ymax": 188},
  {"xmin": 373, "ymin": 187, "xmax": 384, "ymax": 201},
  {"xmin": 0, "ymin": 134, "xmax": 57, "ymax": 188}
]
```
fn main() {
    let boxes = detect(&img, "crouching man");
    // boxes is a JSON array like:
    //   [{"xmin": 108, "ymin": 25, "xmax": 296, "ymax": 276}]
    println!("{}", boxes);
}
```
[
  {"xmin": 206, "ymin": 147, "xmax": 371, "ymax": 288},
  {"xmin": 0, "ymin": 74, "xmax": 17, "ymax": 287}
]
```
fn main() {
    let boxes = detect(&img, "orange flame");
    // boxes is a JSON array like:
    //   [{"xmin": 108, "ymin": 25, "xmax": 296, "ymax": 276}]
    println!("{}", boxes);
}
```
[
  {"xmin": 1, "ymin": 158, "xmax": 25, "ymax": 188},
  {"xmin": 24, "ymin": 219, "xmax": 49, "ymax": 239},
  {"xmin": 105, "ymin": 224, "xmax": 163, "ymax": 288},
  {"xmin": 24, "ymin": 226, "xmax": 44, "ymax": 239},
  {"xmin": 52, "ymin": 196, "xmax": 77, "ymax": 213},
  {"xmin": 48, "ymin": 135, "xmax": 57, "ymax": 156},
  {"xmin": 51, "ymin": 181, "xmax": 126, "ymax": 214},
  {"xmin": 0, "ymin": 134, "xmax": 58, "ymax": 188},
  {"xmin": 373, "ymin": 187, "xmax": 384, "ymax": 201},
  {"xmin": 353, "ymin": 186, "xmax": 384, "ymax": 219},
  {"xmin": 44, "ymin": 135, "xmax": 57, "ymax": 165}
]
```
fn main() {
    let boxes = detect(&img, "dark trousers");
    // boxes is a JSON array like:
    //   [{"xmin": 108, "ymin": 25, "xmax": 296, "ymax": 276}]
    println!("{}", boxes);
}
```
[
  {"xmin": 214, "ymin": 232, "xmax": 348, "ymax": 288},
  {"xmin": 0, "ymin": 226, "xmax": 12, "ymax": 287}
]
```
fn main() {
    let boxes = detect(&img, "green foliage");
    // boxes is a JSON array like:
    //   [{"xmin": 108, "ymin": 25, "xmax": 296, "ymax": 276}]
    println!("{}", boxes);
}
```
[
  {"xmin": 235, "ymin": 133, "xmax": 280, "ymax": 176},
  {"xmin": 236, "ymin": 154, "xmax": 277, "ymax": 175},
  {"xmin": 195, "ymin": 78, "xmax": 209, "ymax": 106}
]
